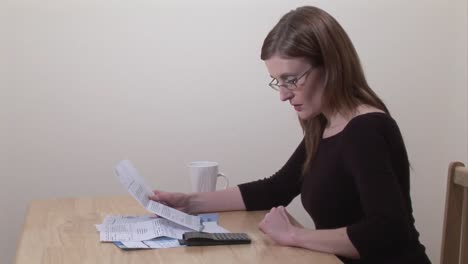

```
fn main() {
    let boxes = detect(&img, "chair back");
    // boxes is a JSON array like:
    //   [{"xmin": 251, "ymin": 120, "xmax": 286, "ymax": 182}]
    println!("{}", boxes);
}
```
[{"xmin": 441, "ymin": 162, "xmax": 468, "ymax": 264}]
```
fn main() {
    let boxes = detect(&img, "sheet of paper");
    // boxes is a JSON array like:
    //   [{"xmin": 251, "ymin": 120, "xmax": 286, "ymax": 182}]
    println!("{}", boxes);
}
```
[
  {"xmin": 198, "ymin": 213, "xmax": 219, "ymax": 223},
  {"xmin": 116, "ymin": 237, "xmax": 182, "ymax": 249},
  {"xmin": 100, "ymin": 220, "xmax": 155, "ymax": 241},
  {"xmin": 100, "ymin": 218, "xmax": 192, "ymax": 242},
  {"xmin": 102, "ymin": 215, "xmax": 158, "ymax": 225},
  {"xmin": 146, "ymin": 201, "xmax": 202, "ymax": 231},
  {"xmin": 143, "ymin": 237, "xmax": 181, "ymax": 248},
  {"xmin": 119, "ymin": 241, "xmax": 149, "ymax": 249},
  {"xmin": 114, "ymin": 160, "xmax": 202, "ymax": 231},
  {"xmin": 103, "ymin": 219, "xmax": 230, "ymax": 249},
  {"xmin": 96, "ymin": 215, "xmax": 158, "ymax": 232},
  {"xmin": 202, "ymin": 221, "xmax": 230, "ymax": 233},
  {"xmin": 115, "ymin": 160, "xmax": 154, "ymax": 208}
]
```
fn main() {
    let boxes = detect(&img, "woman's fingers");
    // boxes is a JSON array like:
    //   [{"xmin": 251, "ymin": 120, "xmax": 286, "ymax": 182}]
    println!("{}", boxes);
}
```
[
  {"xmin": 150, "ymin": 190, "xmax": 160, "ymax": 198},
  {"xmin": 149, "ymin": 190, "xmax": 170, "ymax": 203}
]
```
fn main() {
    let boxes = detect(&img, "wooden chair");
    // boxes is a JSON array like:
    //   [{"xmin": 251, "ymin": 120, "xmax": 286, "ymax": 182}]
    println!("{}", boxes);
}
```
[{"xmin": 441, "ymin": 162, "xmax": 468, "ymax": 264}]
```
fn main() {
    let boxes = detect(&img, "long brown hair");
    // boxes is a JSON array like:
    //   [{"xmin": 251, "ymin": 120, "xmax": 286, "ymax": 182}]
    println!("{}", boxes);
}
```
[{"xmin": 261, "ymin": 6, "xmax": 389, "ymax": 174}]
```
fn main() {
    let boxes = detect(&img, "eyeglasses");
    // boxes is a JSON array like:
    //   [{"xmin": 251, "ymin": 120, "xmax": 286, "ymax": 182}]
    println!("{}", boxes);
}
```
[{"xmin": 268, "ymin": 67, "xmax": 313, "ymax": 91}]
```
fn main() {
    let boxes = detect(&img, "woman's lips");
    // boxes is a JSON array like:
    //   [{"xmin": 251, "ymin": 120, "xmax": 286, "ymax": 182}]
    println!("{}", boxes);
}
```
[{"xmin": 293, "ymin": 105, "xmax": 302, "ymax": 111}]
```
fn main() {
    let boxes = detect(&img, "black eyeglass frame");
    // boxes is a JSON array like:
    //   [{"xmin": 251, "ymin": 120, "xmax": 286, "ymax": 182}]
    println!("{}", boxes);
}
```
[{"xmin": 268, "ymin": 67, "xmax": 313, "ymax": 91}]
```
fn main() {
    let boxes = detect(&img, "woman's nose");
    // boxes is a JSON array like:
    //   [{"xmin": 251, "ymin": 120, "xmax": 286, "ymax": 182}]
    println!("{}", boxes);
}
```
[{"xmin": 279, "ymin": 87, "xmax": 293, "ymax": 102}]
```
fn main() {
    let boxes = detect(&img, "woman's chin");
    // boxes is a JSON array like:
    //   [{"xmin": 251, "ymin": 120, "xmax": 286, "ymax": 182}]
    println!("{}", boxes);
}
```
[
  {"xmin": 297, "ymin": 110, "xmax": 313, "ymax": 120},
  {"xmin": 298, "ymin": 109, "xmax": 322, "ymax": 120}
]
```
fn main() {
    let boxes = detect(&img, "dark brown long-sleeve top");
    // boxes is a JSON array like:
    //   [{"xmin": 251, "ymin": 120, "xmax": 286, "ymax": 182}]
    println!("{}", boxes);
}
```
[{"xmin": 238, "ymin": 113, "xmax": 431, "ymax": 264}]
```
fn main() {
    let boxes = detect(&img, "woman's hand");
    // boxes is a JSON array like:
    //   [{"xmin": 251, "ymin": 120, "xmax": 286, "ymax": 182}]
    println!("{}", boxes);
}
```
[
  {"xmin": 149, "ymin": 190, "xmax": 192, "ymax": 213},
  {"xmin": 259, "ymin": 206, "xmax": 300, "ymax": 246}
]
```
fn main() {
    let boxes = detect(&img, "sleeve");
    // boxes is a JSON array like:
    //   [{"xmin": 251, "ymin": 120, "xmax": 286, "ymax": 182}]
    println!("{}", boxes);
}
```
[
  {"xmin": 343, "ymin": 119, "xmax": 412, "ymax": 259},
  {"xmin": 237, "ymin": 139, "xmax": 305, "ymax": 211}
]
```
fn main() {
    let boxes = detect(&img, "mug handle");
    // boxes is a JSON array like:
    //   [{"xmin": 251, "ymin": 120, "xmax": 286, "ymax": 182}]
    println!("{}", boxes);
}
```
[{"xmin": 217, "ymin": 172, "xmax": 229, "ymax": 190}]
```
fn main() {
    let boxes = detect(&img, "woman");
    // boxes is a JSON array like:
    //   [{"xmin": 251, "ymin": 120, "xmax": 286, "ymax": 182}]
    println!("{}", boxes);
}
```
[{"xmin": 149, "ymin": 6, "xmax": 431, "ymax": 264}]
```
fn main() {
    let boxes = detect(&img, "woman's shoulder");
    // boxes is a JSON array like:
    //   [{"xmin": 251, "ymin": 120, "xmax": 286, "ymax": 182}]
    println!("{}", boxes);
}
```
[
  {"xmin": 342, "ymin": 111, "xmax": 401, "ymax": 141},
  {"xmin": 346, "ymin": 111, "xmax": 396, "ymax": 128}
]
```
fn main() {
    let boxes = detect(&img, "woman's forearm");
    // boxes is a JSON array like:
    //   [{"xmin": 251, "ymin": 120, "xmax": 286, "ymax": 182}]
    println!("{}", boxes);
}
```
[
  {"xmin": 188, "ymin": 186, "xmax": 246, "ymax": 213},
  {"xmin": 291, "ymin": 227, "xmax": 360, "ymax": 259}
]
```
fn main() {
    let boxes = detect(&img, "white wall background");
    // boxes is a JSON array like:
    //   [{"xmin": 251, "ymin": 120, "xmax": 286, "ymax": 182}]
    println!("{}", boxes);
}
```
[{"xmin": 1, "ymin": 0, "xmax": 467, "ymax": 263}]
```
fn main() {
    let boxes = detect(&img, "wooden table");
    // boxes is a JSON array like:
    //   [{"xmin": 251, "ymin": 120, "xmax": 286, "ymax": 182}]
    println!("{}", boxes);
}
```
[{"xmin": 15, "ymin": 196, "xmax": 342, "ymax": 264}]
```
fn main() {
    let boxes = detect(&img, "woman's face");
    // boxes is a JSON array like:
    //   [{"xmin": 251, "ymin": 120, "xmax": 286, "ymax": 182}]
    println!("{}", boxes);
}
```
[{"xmin": 265, "ymin": 55, "xmax": 325, "ymax": 120}]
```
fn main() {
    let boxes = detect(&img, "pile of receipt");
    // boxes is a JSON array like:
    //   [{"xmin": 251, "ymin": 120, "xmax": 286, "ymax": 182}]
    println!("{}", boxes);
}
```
[{"xmin": 96, "ymin": 160, "xmax": 228, "ymax": 249}]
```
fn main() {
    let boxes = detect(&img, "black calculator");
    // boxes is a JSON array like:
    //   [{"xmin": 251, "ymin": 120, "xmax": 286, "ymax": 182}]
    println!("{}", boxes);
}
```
[{"xmin": 180, "ymin": 232, "xmax": 251, "ymax": 246}]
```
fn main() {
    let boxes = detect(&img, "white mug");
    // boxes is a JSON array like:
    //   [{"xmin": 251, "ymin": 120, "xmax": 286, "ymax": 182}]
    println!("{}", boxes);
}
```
[{"xmin": 189, "ymin": 161, "xmax": 229, "ymax": 192}]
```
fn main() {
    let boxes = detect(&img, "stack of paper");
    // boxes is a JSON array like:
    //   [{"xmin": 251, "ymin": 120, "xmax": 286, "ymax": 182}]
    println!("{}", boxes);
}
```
[
  {"xmin": 96, "ymin": 214, "xmax": 228, "ymax": 249},
  {"xmin": 97, "ymin": 160, "xmax": 229, "ymax": 249}
]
